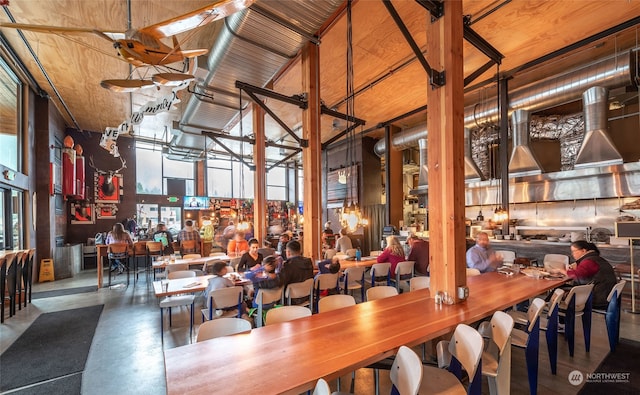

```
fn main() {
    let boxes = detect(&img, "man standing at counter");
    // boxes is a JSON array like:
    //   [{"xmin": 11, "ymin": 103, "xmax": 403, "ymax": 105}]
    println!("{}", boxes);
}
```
[{"xmin": 466, "ymin": 232, "xmax": 501, "ymax": 273}]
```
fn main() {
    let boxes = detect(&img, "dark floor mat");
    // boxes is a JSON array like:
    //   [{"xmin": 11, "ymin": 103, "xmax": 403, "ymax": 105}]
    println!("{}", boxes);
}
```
[
  {"xmin": 0, "ymin": 305, "xmax": 103, "ymax": 392},
  {"xmin": 9, "ymin": 373, "xmax": 82, "ymax": 395},
  {"xmin": 578, "ymin": 338, "xmax": 640, "ymax": 394},
  {"xmin": 31, "ymin": 286, "xmax": 98, "ymax": 300}
]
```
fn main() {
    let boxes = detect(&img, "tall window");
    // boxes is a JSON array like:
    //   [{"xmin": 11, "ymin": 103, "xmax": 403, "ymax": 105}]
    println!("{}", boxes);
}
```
[
  {"xmin": 267, "ymin": 166, "xmax": 286, "ymax": 201},
  {"xmin": 136, "ymin": 142, "xmax": 194, "ymax": 195},
  {"xmin": 232, "ymin": 161, "xmax": 254, "ymax": 199},
  {"xmin": 207, "ymin": 158, "xmax": 232, "ymax": 197},
  {"xmin": 0, "ymin": 58, "xmax": 21, "ymax": 172}
]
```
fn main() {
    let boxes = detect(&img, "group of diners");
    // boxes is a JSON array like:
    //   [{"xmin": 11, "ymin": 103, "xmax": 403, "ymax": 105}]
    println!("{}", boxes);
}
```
[{"xmin": 466, "ymin": 231, "xmax": 617, "ymax": 309}]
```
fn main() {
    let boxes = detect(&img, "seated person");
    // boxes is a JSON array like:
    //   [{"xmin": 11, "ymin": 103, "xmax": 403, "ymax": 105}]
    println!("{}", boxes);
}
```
[
  {"xmin": 237, "ymin": 238, "xmax": 263, "ymax": 273},
  {"xmin": 227, "ymin": 231, "xmax": 249, "ymax": 255},
  {"xmin": 335, "ymin": 228, "xmax": 353, "ymax": 253},
  {"xmin": 466, "ymin": 232, "xmax": 501, "ymax": 273},
  {"xmin": 377, "ymin": 235, "xmax": 406, "ymax": 277},
  {"xmin": 202, "ymin": 261, "xmax": 234, "ymax": 309},
  {"xmin": 153, "ymin": 223, "xmax": 174, "ymax": 255},
  {"xmin": 244, "ymin": 256, "xmax": 281, "ymax": 308},
  {"xmin": 317, "ymin": 256, "xmax": 341, "ymax": 274},
  {"xmin": 279, "ymin": 240, "xmax": 314, "ymax": 290}
]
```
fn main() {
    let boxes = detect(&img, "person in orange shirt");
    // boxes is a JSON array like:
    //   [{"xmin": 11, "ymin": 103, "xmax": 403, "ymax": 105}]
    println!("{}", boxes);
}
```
[{"xmin": 227, "ymin": 231, "xmax": 249, "ymax": 255}]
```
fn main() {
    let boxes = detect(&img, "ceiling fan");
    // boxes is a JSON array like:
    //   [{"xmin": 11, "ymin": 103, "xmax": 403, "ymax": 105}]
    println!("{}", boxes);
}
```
[{"xmin": 0, "ymin": 0, "xmax": 255, "ymax": 92}]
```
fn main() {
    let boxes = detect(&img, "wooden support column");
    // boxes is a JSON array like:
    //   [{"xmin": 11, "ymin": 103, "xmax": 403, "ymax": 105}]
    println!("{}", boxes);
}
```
[
  {"xmin": 196, "ymin": 161, "xmax": 206, "ymax": 196},
  {"xmin": 426, "ymin": 1, "xmax": 466, "ymax": 303},
  {"xmin": 301, "ymin": 41, "xmax": 322, "ymax": 260},
  {"xmin": 253, "ymin": 103, "xmax": 267, "ymax": 244},
  {"xmin": 384, "ymin": 125, "xmax": 404, "ymax": 227}
]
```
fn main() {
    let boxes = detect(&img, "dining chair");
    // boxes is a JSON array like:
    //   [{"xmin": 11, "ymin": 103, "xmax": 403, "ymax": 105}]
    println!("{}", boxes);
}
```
[
  {"xmin": 166, "ymin": 263, "xmax": 189, "ymax": 274},
  {"xmin": 107, "ymin": 243, "xmax": 130, "ymax": 287},
  {"xmin": 409, "ymin": 276, "xmax": 430, "ymax": 291},
  {"xmin": 254, "ymin": 287, "xmax": 284, "ymax": 327},
  {"xmin": 369, "ymin": 250, "xmax": 382, "ymax": 257},
  {"xmin": 196, "ymin": 317, "xmax": 252, "ymax": 342},
  {"xmin": 420, "ymin": 324, "xmax": 484, "ymax": 395},
  {"xmin": 466, "ymin": 268, "xmax": 481, "ymax": 277},
  {"xmin": 323, "ymin": 248, "xmax": 337, "ymax": 260},
  {"xmin": 509, "ymin": 288, "xmax": 565, "ymax": 375},
  {"xmin": 478, "ymin": 311, "xmax": 515, "ymax": 395},
  {"xmin": 312, "ymin": 378, "xmax": 331, "ymax": 395},
  {"xmin": 257, "ymin": 247, "xmax": 275, "ymax": 257},
  {"xmin": 265, "ymin": 305, "xmax": 312, "ymax": 325},
  {"xmin": 181, "ymin": 239, "xmax": 197, "ymax": 254},
  {"xmin": 345, "ymin": 248, "xmax": 357, "ymax": 257},
  {"xmin": 366, "ymin": 285, "xmax": 398, "ymax": 302},
  {"xmin": 510, "ymin": 298, "xmax": 545, "ymax": 395},
  {"xmin": 558, "ymin": 283, "xmax": 594, "ymax": 357},
  {"xmin": 209, "ymin": 252, "xmax": 226, "ymax": 257},
  {"xmin": 317, "ymin": 294, "xmax": 355, "ymax": 313},
  {"xmin": 201, "ymin": 286, "xmax": 244, "ymax": 321},
  {"xmin": 284, "ymin": 277, "xmax": 314, "ymax": 309},
  {"xmin": 494, "ymin": 250, "xmax": 516, "ymax": 266},
  {"xmin": 159, "ymin": 270, "xmax": 196, "ymax": 343},
  {"xmin": 391, "ymin": 260, "xmax": 414, "ymax": 293},
  {"xmin": 366, "ymin": 262, "xmax": 391, "ymax": 287},
  {"xmin": 342, "ymin": 266, "xmax": 366, "ymax": 302},
  {"xmin": 314, "ymin": 272, "xmax": 340, "ymax": 313},
  {"xmin": 13, "ymin": 251, "xmax": 26, "ymax": 311},
  {"xmin": 146, "ymin": 241, "xmax": 164, "ymax": 280},
  {"xmin": 543, "ymin": 253, "xmax": 569, "ymax": 272},
  {"xmin": 0, "ymin": 255, "xmax": 9, "ymax": 322},
  {"xmin": 593, "ymin": 280, "xmax": 626, "ymax": 352},
  {"xmin": 390, "ymin": 346, "xmax": 423, "ymax": 395},
  {"xmin": 23, "ymin": 249, "xmax": 36, "ymax": 305},
  {"xmin": 132, "ymin": 241, "xmax": 148, "ymax": 283}
]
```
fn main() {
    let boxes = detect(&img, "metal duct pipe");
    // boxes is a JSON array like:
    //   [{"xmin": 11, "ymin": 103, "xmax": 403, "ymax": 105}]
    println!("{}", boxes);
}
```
[
  {"xmin": 375, "ymin": 49, "xmax": 637, "ymax": 155},
  {"xmin": 464, "ymin": 128, "xmax": 484, "ymax": 180},
  {"xmin": 418, "ymin": 138, "xmax": 428, "ymax": 185},
  {"xmin": 508, "ymin": 109, "xmax": 543, "ymax": 176},
  {"xmin": 374, "ymin": 124, "xmax": 427, "ymax": 156},
  {"xmin": 574, "ymin": 86, "xmax": 623, "ymax": 168},
  {"xmin": 466, "ymin": 50, "xmax": 635, "ymax": 128}
]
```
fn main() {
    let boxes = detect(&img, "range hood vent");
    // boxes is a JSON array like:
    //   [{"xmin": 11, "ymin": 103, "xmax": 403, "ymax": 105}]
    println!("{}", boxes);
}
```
[
  {"xmin": 464, "ymin": 128, "xmax": 484, "ymax": 181},
  {"xmin": 508, "ymin": 109, "xmax": 543, "ymax": 176},
  {"xmin": 418, "ymin": 138, "xmax": 428, "ymax": 186},
  {"xmin": 574, "ymin": 86, "xmax": 623, "ymax": 168}
]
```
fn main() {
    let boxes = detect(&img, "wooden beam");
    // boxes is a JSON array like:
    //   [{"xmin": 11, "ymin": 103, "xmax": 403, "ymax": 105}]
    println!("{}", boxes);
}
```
[
  {"xmin": 301, "ymin": 42, "xmax": 322, "ymax": 260},
  {"xmin": 426, "ymin": 0, "xmax": 466, "ymax": 303},
  {"xmin": 253, "ymin": 103, "xmax": 267, "ymax": 244}
]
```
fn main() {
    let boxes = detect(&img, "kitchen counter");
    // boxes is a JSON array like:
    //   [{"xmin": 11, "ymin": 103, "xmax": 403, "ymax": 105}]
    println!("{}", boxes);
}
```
[{"xmin": 488, "ymin": 239, "xmax": 639, "ymax": 264}]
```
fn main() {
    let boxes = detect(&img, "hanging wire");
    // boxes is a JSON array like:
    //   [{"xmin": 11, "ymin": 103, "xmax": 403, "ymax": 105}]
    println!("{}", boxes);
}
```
[
  {"xmin": 238, "ymin": 88, "xmax": 245, "ymax": 224},
  {"xmin": 345, "ymin": 0, "xmax": 355, "ymax": 206}
]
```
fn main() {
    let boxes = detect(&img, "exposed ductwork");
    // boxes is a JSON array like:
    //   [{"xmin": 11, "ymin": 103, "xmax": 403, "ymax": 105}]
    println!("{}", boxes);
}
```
[
  {"xmin": 464, "ymin": 128, "xmax": 484, "ymax": 181},
  {"xmin": 418, "ymin": 138, "xmax": 428, "ymax": 186},
  {"xmin": 508, "ymin": 109, "xmax": 543, "ymax": 176},
  {"xmin": 374, "ymin": 49, "xmax": 638, "ymax": 156},
  {"xmin": 373, "ymin": 124, "xmax": 427, "ymax": 156},
  {"xmin": 175, "ymin": 0, "xmax": 344, "ymax": 153},
  {"xmin": 574, "ymin": 86, "xmax": 623, "ymax": 168}
]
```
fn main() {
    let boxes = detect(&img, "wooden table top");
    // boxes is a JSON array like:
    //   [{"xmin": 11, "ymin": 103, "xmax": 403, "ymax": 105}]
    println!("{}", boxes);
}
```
[
  {"xmin": 153, "ymin": 274, "xmax": 249, "ymax": 297},
  {"xmin": 151, "ymin": 255, "xmax": 234, "ymax": 269},
  {"xmin": 338, "ymin": 256, "xmax": 378, "ymax": 270},
  {"xmin": 164, "ymin": 272, "xmax": 565, "ymax": 395}
]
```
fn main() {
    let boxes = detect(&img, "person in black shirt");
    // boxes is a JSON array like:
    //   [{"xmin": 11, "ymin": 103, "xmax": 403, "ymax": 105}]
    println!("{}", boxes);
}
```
[{"xmin": 237, "ymin": 238, "xmax": 263, "ymax": 273}]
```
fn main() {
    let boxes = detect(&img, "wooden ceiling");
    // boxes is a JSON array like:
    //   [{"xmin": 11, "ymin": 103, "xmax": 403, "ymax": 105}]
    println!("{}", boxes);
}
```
[{"xmin": 1, "ymin": 1, "xmax": 639, "ymax": 154}]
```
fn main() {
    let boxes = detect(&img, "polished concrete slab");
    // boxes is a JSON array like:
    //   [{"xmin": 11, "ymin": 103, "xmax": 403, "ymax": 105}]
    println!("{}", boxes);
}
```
[{"xmin": 2, "ymin": 269, "xmax": 639, "ymax": 394}]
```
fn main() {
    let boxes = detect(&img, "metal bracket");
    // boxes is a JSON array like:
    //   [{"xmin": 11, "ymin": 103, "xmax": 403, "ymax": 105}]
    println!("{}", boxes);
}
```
[
  {"xmin": 236, "ymin": 80, "xmax": 309, "ymax": 148},
  {"xmin": 384, "ymin": 0, "xmax": 445, "ymax": 88},
  {"xmin": 415, "ymin": 0, "xmax": 444, "ymax": 22},
  {"xmin": 204, "ymin": 133, "xmax": 255, "ymax": 171}
]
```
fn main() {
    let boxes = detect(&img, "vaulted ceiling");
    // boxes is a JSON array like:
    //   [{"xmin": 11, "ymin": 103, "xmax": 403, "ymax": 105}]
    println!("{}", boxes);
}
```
[{"xmin": 1, "ymin": 0, "xmax": 639, "ymax": 162}]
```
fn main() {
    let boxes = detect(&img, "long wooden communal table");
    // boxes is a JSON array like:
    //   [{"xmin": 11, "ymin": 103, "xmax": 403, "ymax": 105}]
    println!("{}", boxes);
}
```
[{"xmin": 164, "ymin": 272, "xmax": 566, "ymax": 395}]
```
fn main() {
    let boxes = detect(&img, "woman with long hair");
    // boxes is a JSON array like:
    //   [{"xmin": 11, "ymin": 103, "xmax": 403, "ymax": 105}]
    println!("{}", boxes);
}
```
[
  {"xmin": 377, "ymin": 235, "xmax": 406, "ymax": 277},
  {"xmin": 106, "ymin": 222, "xmax": 133, "ymax": 273}
]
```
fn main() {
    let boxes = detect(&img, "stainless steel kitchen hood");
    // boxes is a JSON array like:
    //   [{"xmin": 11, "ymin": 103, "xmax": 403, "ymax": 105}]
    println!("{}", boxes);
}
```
[
  {"xmin": 464, "ymin": 128, "xmax": 484, "ymax": 181},
  {"xmin": 574, "ymin": 86, "xmax": 623, "ymax": 168},
  {"xmin": 508, "ymin": 109, "xmax": 543, "ymax": 176}
]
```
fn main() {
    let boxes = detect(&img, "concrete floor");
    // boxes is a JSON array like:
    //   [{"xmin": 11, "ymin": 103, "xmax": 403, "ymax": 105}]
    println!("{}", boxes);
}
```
[{"xmin": 2, "ymin": 269, "xmax": 639, "ymax": 394}]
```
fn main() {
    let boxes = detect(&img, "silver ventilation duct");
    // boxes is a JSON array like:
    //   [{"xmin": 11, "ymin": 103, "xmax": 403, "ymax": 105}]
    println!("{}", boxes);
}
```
[
  {"xmin": 574, "ymin": 86, "xmax": 623, "ymax": 168},
  {"xmin": 373, "ymin": 124, "xmax": 427, "ymax": 156},
  {"xmin": 375, "ymin": 49, "xmax": 637, "ymax": 155},
  {"xmin": 464, "ymin": 128, "xmax": 484, "ymax": 181},
  {"xmin": 508, "ymin": 109, "xmax": 543, "ymax": 176},
  {"xmin": 418, "ymin": 138, "xmax": 428, "ymax": 186}
]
